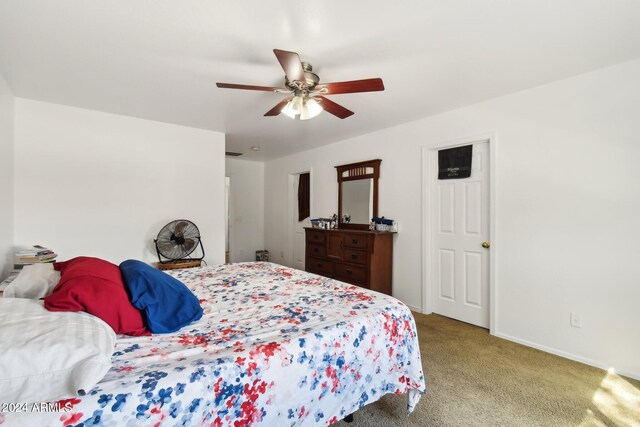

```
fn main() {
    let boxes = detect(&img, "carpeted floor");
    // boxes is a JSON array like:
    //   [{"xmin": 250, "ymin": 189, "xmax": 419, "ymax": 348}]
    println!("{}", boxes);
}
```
[{"xmin": 338, "ymin": 313, "xmax": 640, "ymax": 427}]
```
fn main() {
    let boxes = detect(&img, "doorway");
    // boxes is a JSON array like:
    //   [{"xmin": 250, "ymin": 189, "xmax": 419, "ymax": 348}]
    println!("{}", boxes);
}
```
[
  {"xmin": 225, "ymin": 176, "xmax": 230, "ymax": 263},
  {"xmin": 423, "ymin": 138, "xmax": 494, "ymax": 329},
  {"xmin": 289, "ymin": 170, "xmax": 312, "ymax": 270}
]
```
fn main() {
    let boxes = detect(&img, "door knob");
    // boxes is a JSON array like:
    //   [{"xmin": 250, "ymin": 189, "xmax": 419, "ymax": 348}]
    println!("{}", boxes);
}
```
[{"xmin": 481, "ymin": 242, "xmax": 490, "ymax": 249}]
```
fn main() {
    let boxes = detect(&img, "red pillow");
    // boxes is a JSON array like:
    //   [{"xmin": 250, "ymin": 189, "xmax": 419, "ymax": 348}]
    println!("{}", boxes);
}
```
[{"xmin": 44, "ymin": 257, "xmax": 149, "ymax": 336}]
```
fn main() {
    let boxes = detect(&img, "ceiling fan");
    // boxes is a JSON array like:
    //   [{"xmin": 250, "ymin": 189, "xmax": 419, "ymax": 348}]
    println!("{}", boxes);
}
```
[{"xmin": 216, "ymin": 49, "xmax": 385, "ymax": 120}]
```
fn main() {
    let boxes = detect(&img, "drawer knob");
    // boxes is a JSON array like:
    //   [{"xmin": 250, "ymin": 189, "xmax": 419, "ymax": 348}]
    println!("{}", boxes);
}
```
[
  {"xmin": 351, "ymin": 254, "xmax": 357, "ymax": 260},
  {"xmin": 346, "ymin": 269, "xmax": 352, "ymax": 275},
  {"xmin": 352, "ymin": 239, "xmax": 357, "ymax": 244}
]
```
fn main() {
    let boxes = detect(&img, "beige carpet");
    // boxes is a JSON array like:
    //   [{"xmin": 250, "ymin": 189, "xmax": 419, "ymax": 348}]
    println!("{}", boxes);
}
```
[{"xmin": 338, "ymin": 313, "xmax": 640, "ymax": 427}]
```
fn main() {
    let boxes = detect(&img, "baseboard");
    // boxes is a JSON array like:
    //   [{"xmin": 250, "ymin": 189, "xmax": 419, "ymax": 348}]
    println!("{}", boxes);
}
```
[
  {"xmin": 493, "ymin": 332, "xmax": 640, "ymax": 381},
  {"xmin": 406, "ymin": 304, "xmax": 422, "ymax": 313}
]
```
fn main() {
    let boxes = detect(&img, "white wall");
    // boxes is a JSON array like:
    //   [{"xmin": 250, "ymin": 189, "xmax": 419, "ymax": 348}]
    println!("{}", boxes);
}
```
[
  {"xmin": 14, "ymin": 99, "xmax": 226, "ymax": 266},
  {"xmin": 265, "ymin": 59, "xmax": 640, "ymax": 379},
  {"xmin": 225, "ymin": 157, "xmax": 264, "ymax": 262},
  {"xmin": 0, "ymin": 72, "xmax": 14, "ymax": 276}
]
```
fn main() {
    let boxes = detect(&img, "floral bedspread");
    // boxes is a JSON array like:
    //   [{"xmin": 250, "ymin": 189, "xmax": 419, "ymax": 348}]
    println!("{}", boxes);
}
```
[{"xmin": 3, "ymin": 262, "xmax": 425, "ymax": 427}]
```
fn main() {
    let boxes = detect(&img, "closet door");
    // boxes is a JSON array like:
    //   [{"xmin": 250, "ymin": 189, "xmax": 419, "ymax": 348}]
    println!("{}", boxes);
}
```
[{"xmin": 431, "ymin": 141, "xmax": 490, "ymax": 328}]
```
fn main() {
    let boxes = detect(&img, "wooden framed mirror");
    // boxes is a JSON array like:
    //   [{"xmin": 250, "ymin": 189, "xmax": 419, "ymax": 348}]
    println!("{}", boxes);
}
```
[{"xmin": 336, "ymin": 159, "xmax": 381, "ymax": 229}]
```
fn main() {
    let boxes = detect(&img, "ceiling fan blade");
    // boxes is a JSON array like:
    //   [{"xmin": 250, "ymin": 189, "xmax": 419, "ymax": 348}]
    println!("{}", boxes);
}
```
[
  {"xmin": 273, "ymin": 49, "xmax": 306, "ymax": 85},
  {"xmin": 317, "ymin": 96, "xmax": 354, "ymax": 119},
  {"xmin": 264, "ymin": 98, "xmax": 292, "ymax": 117},
  {"xmin": 216, "ymin": 82, "xmax": 286, "ymax": 92},
  {"xmin": 314, "ymin": 78, "xmax": 385, "ymax": 95}
]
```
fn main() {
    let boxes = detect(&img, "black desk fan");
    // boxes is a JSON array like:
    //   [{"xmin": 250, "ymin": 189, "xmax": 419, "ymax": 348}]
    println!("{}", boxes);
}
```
[{"xmin": 154, "ymin": 219, "xmax": 205, "ymax": 264}]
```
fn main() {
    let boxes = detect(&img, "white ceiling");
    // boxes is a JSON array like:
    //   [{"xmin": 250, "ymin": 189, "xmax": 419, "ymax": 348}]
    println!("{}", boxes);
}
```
[{"xmin": 1, "ymin": 1, "xmax": 639, "ymax": 161}]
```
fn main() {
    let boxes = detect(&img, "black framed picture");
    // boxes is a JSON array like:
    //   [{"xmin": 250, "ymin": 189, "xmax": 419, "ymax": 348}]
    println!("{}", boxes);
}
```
[{"xmin": 438, "ymin": 145, "xmax": 473, "ymax": 179}]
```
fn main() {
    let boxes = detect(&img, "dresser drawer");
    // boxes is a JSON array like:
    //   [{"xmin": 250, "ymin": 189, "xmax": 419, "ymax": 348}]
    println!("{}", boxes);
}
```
[
  {"xmin": 343, "ymin": 234, "xmax": 368, "ymax": 250},
  {"xmin": 343, "ymin": 248, "xmax": 367, "ymax": 265},
  {"xmin": 306, "ymin": 230, "xmax": 326, "ymax": 245},
  {"xmin": 306, "ymin": 257, "xmax": 334, "ymax": 276},
  {"xmin": 307, "ymin": 243, "xmax": 326, "ymax": 258},
  {"xmin": 334, "ymin": 262, "xmax": 366, "ymax": 282}
]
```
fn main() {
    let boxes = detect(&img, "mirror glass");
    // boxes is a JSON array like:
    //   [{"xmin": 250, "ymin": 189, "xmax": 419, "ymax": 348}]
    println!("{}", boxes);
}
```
[{"xmin": 341, "ymin": 179, "xmax": 373, "ymax": 224}]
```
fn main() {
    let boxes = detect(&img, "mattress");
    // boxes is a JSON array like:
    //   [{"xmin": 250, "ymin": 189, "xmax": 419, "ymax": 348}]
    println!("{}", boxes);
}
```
[{"xmin": 2, "ymin": 262, "xmax": 425, "ymax": 426}]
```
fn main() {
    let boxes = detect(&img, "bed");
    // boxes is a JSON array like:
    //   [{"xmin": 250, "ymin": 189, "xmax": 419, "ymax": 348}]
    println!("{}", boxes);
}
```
[{"xmin": 2, "ymin": 262, "xmax": 425, "ymax": 426}]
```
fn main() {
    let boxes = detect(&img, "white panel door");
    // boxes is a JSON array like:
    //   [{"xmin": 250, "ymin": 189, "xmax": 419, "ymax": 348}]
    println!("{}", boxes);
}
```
[
  {"xmin": 431, "ymin": 141, "xmax": 490, "ymax": 328},
  {"xmin": 292, "ymin": 173, "xmax": 309, "ymax": 270}
]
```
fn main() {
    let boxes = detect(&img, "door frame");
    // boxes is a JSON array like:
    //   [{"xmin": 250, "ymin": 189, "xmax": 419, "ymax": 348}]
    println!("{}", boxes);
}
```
[
  {"xmin": 224, "ymin": 176, "xmax": 231, "ymax": 263},
  {"xmin": 421, "ymin": 133, "xmax": 497, "ymax": 334},
  {"xmin": 288, "ymin": 168, "xmax": 313, "ymax": 268}
]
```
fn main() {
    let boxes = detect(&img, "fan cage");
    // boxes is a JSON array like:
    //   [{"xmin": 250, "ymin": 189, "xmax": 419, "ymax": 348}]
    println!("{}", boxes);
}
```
[{"xmin": 154, "ymin": 219, "xmax": 205, "ymax": 264}]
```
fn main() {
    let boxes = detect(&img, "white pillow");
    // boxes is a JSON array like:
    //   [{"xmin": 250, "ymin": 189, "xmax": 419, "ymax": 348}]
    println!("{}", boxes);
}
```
[
  {"xmin": 0, "ymin": 298, "xmax": 116, "ymax": 403},
  {"xmin": 3, "ymin": 263, "xmax": 61, "ymax": 299}
]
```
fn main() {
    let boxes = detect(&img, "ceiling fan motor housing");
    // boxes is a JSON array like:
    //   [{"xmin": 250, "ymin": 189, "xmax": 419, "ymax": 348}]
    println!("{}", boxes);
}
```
[{"xmin": 285, "ymin": 62, "xmax": 320, "ymax": 90}]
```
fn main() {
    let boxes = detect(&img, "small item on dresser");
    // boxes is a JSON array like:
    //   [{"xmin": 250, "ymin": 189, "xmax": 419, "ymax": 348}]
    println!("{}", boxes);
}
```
[
  {"xmin": 314, "ymin": 218, "xmax": 334, "ymax": 229},
  {"xmin": 372, "ymin": 217, "xmax": 396, "ymax": 232}
]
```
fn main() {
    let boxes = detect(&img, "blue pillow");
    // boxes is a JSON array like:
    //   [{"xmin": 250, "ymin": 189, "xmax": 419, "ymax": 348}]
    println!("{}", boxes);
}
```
[{"xmin": 119, "ymin": 260, "xmax": 203, "ymax": 333}]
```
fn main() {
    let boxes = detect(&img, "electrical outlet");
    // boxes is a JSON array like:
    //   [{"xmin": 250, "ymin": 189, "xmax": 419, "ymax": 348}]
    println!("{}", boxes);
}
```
[
  {"xmin": 280, "ymin": 251, "xmax": 285, "ymax": 258},
  {"xmin": 570, "ymin": 312, "xmax": 581, "ymax": 328}
]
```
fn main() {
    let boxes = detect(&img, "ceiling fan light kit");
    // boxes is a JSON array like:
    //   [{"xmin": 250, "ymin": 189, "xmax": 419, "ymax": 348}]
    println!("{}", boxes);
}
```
[
  {"xmin": 216, "ymin": 49, "xmax": 385, "ymax": 120},
  {"xmin": 282, "ymin": 95, "xmax": 323, "ymax": 120}
]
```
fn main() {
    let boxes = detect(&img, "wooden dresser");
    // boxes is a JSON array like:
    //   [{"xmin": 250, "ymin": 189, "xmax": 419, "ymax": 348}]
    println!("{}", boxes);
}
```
[{"xmin": 304, "ymin": 227, "xmax": 393, "ymax": 295}]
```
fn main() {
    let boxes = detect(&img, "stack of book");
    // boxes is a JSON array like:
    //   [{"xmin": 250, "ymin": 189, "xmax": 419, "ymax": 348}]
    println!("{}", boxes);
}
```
[{"xmin": 14, "ymin": 245, "xmax": 58, "ymax": 269}]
